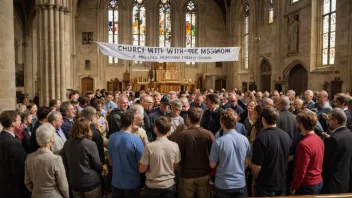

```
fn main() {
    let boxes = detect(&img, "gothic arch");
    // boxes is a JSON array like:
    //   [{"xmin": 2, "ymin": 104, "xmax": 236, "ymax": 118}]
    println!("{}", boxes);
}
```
[
  {"xmin": 284, "ymin": 60, "xmax": 308, "ymax": 95},
  {"xmin": 181, "ymin": 0, "xmax": 204, "ymax": 13},
  {"xmin": 283, "ymin": 60, "xmax": 308, "ymax": 80},
  {"xmin": 260, "ymin": 58, "xmax": 272, "ymax": 92}
]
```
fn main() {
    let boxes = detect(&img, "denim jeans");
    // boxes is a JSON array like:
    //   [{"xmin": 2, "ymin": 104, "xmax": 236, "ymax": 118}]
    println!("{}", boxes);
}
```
[
  {"xmin": 214, "ymin": 186, "xmax": 247, "ymax": 198},
  {"xmin": 145, "ymin": 184, "xmax": 175, "ymax": 198},
  {"xmin": 112, "ymin": 186, "xmax": 140, "ymax": 198},
  {"xmin": 255, "ymin": 185, "xmax": 286, "ymax": 197},
  {"xmin": 295, "ymin": 182, "xmax": 323, "ymax": 195}
]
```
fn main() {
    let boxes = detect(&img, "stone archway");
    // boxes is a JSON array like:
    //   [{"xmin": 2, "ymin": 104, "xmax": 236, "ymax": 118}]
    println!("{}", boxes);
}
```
[
  {"xmin": 81, "ymin": 77, "xmax": 94, "ymax": 94},
  {"xmin": 288, "ymin": 64, "xmax": 308, "ymax": 96},
  {"xmin": 260, "ymin": 59, "xmax": 272, "ymax": 92}
]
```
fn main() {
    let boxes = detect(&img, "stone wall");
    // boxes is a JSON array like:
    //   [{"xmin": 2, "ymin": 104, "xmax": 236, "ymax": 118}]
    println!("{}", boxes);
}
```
[{"xmin": 75, "ymin": 0, "xmax": 228, "ymax": 91}]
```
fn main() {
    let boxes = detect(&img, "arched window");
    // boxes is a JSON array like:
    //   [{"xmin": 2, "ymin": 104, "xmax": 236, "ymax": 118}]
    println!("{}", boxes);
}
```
[
  {"xmin": 132, "ymin": 0, "xmax": 146, "ymax": 64},
  {"xmin": 185, "ymin": 0, "xmax": 196, "ymax": 65},
  {"xmin": 132, "ymin": 0, "xmax": 146, "ymax": 47},
  {"xmin": 108, "ymin": 0, "xmax": 119, "ymax": 64},
  {"xmin": 269, "ymin": 0, "xmax": 274, "ymax": 23},
  {"xmin": 243, "ymin": 3, "xmax": 249, "ymax": 69},
  {"xmin": 158, "ymin": 0, "xmax": 171, "ymax": 47},
  {"xmin": 322, "ymin": 0, "xmax": 336, "ymax": 65}
]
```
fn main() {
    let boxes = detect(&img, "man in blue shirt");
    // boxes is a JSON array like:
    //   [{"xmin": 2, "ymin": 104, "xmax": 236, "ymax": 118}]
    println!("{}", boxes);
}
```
[
  {"xmin": 210, "ymin": 109, "xmax": 251, "ymax": 198},
  {"xmin": 108, "ymin": 110, "xmax": 144, "ymax": 198}
]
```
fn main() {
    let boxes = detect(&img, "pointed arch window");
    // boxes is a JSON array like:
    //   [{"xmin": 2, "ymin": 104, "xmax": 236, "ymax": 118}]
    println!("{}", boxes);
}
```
[
  {"xmin": 132, "ymin": 0, "xmax": 146, "ymax": 47},
  {"xmin": 108, "ymin": 0, "xmax": 119, "ymax": 64},
  {"xmin": 243, "ymin": 3, "xmax": 249, "ymax": 69},
  {"xmin": 185, "ymin": 0, "xmax": 196, "ymax": 65},
  {"xmin": 159, "ymin": 0, "xmax": 172, "ymax": 47},
  {"xmin": 269, "ymin": 0, "xmax": 274, "ymax": 23},
  {"xmin": 322, "ymin": 0, "xmax": 336, "ymax": 65}
]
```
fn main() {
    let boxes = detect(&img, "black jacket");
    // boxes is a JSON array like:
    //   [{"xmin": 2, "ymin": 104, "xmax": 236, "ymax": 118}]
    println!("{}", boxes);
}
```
[
  {"xmin": 90, "ymin": 125, "xmax": 105, "ymax": 165},
  {"xmin": 200, "ymin": 107, "xmax": 223, "ymax": 135},
  {"xmin": 0, "ymin": 131, "xmax": 30, "ymax": 198},
  {"xmin": 322, "ymin": 127, "xmax": 352, "ymax": 194},
  {"xmin": 29, "ymin": 121, "xmax": 42, "ymax": 153},
  {"xmin": 22, "ymin": 126, "xmax": 31, "ymax": 154},
  {"xmin": 61, "ymin": 117, "xmax": 73, "ymax": 139},
  {"xmin": 108, "ymin": 108, "xmax": 124, "ymax": 138}
]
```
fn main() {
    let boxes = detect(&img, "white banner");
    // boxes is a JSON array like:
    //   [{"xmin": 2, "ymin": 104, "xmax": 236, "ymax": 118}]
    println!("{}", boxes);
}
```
[{"xmin": 96, "ymin": 42, "xmax": 240, "ymax": 63}]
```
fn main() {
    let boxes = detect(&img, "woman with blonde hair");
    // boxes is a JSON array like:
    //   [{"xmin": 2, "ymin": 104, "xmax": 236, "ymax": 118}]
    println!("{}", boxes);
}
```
[
  {"xmin": 61, "ymin": 117, "xmax": 102, "ymax": 198},
  {"xmin": 25, "ymin": 123, "xmax": 69, "ymax": 198}
]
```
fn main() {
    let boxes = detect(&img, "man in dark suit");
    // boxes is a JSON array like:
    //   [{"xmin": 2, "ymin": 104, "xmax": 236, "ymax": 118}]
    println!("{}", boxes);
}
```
[
  {"xmin": 276, "ymin": 95, "xmax": 297, "ymax": 139},
  {"xmin": 333, "ymin": 93, "xmax": 352, "ymax": 131},
  {"xmin": 322, "ymin": 108, "xmax": 352, "ymax": 194},
  {"xmin": 200, "ymin": 94, "xmax": 223, "ymax": 135},
  {"xmin": 190, "ymin": 94, "xmax": 207, "ymax": 112},
  {"xmin": 29, "ymin": 106, "xmax": 51, "ymax": 153},
  {"xmin": 60, "ymin": 101, "xmax": 76, "ymax": 139},
  {"xmin": 0, "ymin": 110, "xmax": 30, "ymax": 198}
]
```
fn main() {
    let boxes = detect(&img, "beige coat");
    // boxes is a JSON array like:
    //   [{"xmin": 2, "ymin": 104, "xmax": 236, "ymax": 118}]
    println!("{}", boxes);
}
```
[
  {"xmin": 51, "ymin": 133, "xmax": 64, "ymax": 155},
  {"xmin": 25, "ymin": 149, "xmax": 69, "ymax": 198}
]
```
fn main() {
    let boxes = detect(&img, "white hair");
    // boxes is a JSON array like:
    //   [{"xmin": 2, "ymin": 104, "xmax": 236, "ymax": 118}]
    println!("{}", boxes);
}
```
[
  {"xmin": 36, "ymin": 123, "xmax": 55, "ymax": 147},
  {"xmin": 129, "ymin": 104, "xmax": 144, "ymax": 115}
]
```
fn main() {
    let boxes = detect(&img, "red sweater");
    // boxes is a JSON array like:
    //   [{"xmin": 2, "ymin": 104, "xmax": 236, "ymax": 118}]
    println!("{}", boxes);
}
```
[{"xmin": 291, "ymin": 133, "xmax": 324, "ymax": 190}]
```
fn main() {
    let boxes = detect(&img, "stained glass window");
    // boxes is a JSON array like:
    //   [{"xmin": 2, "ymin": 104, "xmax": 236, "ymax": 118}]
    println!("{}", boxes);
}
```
[
  {"xmin": 292, "ymin": 0, "xmax": 299, "ymax": 3},
  {"xmin": 132, "ymin": 0, "xmax": 146, "ymax": 63},
  {"xmin": 269, "ymin": 0, "xmax": 274, "ymax": 23},
  {"xmin": 159, "ymin": 0, "xmax": 171, "ymax": 47},
  {"xmin": 185, "ymin": 0, "xmax": 196, "ymax": 65},
  {"xmin": 322, "ymin": 0, "xmax": 336, "ymax": 65},
  {"xmin": 244, "ymin": 3, "xmax": 249, "ymax": 69},
  {"xmin": 108, "ymin": 0, "xmax": 118, "ymax": 64}
]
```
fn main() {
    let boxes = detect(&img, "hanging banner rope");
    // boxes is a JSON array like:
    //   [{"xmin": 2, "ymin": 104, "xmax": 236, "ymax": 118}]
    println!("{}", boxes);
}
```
[{"xmin": 96, "ymin": 42, "xmax": 240, "ymax": 63}]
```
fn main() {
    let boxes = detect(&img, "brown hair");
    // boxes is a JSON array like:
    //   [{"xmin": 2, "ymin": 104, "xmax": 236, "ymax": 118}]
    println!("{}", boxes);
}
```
[
  {"xmin": 187, "ymin": 107, "xmax": 203, "ymax": 124},
  {"xmin": 220, "ymin": 109, "xmax": 237, "ymax": 129},
  {"xmin": 261, "ymin": 107, "xmax": 279, "ymax": 125},
  {"xmin": 206, "ymin": 94, "xmax": 220, "ymax": 105},
  {"xmin": 155, "ymin": 116, "xmax": 171, "ymax": 134},
  {"xmin": 69, "ymin": 117, "xmax": 92, "ymax": 139},
  {"xmin": 0, "ymin": 110, "xmax": 18, "ymax": 128},
  {"xmin": 335, "ymin": 93, "xmax": 349, "ymax": 106},
  {"xmin": 296, "ymin": 110, "xmax": 318, "ymax": 131}
]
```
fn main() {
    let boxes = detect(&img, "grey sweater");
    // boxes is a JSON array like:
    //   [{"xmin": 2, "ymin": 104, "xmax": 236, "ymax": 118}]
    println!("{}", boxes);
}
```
[{"xmin": 61, "ymin": 138, "xmax": 102, "ymax": 192}]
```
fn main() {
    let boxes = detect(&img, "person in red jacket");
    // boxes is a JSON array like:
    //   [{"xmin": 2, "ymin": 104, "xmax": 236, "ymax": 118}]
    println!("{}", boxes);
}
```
[{"xmin": 290, "ymin": 110, "xmax": 324, "ymax": 195}]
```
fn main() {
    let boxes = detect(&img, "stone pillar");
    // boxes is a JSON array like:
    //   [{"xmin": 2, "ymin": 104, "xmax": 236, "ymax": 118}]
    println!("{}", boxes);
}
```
[
  {"xmin": 36, "ymin": 1, "xmax": 70, "ymax": 105},
  {"xmin": 0, "ymin": 0, "xmax": 16, "ymax": 111}
]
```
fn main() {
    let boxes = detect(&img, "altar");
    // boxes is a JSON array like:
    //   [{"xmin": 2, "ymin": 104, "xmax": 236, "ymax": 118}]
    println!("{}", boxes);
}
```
[{"xmin": 130, "ymin": 63, "xmax": 196, "ymax": 93}]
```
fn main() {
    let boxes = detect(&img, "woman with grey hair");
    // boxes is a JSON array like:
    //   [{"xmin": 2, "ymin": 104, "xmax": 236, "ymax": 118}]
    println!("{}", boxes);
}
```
[
  {"xmin": 25, "ymin": 123, "xmax": 69, "ymax": 198},
  {"xmin": 167, "ymin": 99, "xmax": 184, "ymax": 135}
]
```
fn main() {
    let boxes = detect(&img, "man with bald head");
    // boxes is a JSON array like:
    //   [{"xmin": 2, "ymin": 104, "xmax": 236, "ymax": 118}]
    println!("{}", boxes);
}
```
[
  {"xmin": 276, "ymin": 95, "xmax": 297, "ymax": 139},
  {"xmin": 190, "ymin": 94, "xmax": 207, "ymax": 112},
  {"xmin": 227, "ymin": 95, "xmax": 244, "ymax": 116},
  {"xmin": 140, "ymin": 94, "xmax": 156, "ymax": 141},
  {"xmin": 303, "ymin": 90, "xmax": 316, "ymax": 110},
  {"xmin": 316, "ymin": 90, "xmax": 332, "ymax": 132},
  {"xmin": 109, "ymin": 95, "xmax": 130, "ymax": 137}
]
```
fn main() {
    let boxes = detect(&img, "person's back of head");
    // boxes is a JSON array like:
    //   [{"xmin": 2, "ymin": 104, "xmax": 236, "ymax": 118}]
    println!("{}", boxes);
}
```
[
  {"xmin": 154, "ymin": 116, "xmax": 171, "ymax": 135},
  {"xmin": 37, "ymin": 106, "xmax": 51, "ymax": 121},
  {"xmin": 220, "ymin": 109, "xmax": 237, "ymax": 130},
  {"xmin": 121, "ymin": 111, "xmax": 135, "ymax": 128},
  {"xmin": 80, "ymin": 106, "xmax": 96, "ymax": 121},
  {"xmin": 187, "ymin": 107, "xmax": 203, "ymax": 125},
  {"xmin": 47, "ymin": 111, "xmax": 62, "ymax": 124},
  {"xmin": 296, "ymin": 110, "xmax": 318, "ymax": 131},
  {"xmin": 70, "ymin": 117, "xmax": 92, "ymax": 139},
  {"xmin": 261, "ymin": 107, "xmax": 279, "ymax": 126}
]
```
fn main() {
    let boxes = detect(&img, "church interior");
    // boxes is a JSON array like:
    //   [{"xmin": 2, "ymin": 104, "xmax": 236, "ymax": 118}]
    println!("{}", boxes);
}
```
[{"xmin": 1, "ymin": 0, "xmax": 351, "ymax": 110}]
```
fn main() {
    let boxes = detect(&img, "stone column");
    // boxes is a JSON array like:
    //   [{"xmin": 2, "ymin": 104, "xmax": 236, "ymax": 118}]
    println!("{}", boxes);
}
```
[
  {"xmin": 0, "ymin": 0, "xmax": 16, "ymax": 111},
  {"xmin": 36, "ymin": 1, "xmax": 70, "ymax": 105}
]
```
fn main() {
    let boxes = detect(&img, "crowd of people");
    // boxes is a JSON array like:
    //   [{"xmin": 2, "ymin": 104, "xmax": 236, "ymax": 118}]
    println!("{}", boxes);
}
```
[{"xmin": 1, "ymin": 87, "xmax": 352, "ymax": 198}]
